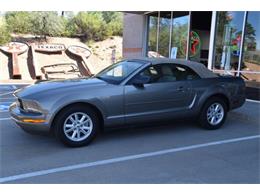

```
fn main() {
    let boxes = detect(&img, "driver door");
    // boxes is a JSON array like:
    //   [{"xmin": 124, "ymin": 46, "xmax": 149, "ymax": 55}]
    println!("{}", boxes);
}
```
[{"xmin": 124, "ymin": 64, "xmax": 194, "ymax": 124}]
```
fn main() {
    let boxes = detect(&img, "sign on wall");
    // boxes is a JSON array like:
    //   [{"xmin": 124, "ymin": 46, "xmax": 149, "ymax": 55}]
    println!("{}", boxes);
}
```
[
  {"xmin": 189, "ymin": 31, "xmax": 201, "ymax": 57},
  {"xmin": 34, "ymin": 44, "xmax": 65, "ymax": 52},
  {"xmin": 170, "ymin": 47, "xmax": 178, "ymax": 59}
]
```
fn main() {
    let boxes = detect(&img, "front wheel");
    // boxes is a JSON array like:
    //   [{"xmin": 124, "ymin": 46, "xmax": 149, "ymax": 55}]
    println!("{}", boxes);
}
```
[
  {"xmin": 53, "ymin": 105, "xmax": 100, "ymax": 147},
  {"xmin": 199, "ymin": 97, "xmax": 228, "ymax": 130}
]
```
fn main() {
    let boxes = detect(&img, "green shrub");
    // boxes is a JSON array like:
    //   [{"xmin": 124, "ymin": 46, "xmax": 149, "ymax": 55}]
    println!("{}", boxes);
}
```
[
  {"xmin": 30, "ymin": 12, "xmax": 66, "ymax": 36},
  {"xmin": 5, "ymin": 12, "xmax": 33, "ymax": 34},
  {"xmin": 71, "ymin": 12, "xmax": 111, "ymax": 41},
  {"xmin": 0, "ymin": 17, "xmax": 11, "ymax": 45},
  {"xmin": 102, "ymin": 12, "xmax": 123, "ymax": 36},
  {"xmin": 3, "ymin": 11, "xmax": 123, "ymax": 41},
  {"xmin": 108, "ymin": 20, "xmax": 123, "ymax": 36},
  {"xmin": 5, "ymin": 11, "xmax": 66, "ymax": 37}
]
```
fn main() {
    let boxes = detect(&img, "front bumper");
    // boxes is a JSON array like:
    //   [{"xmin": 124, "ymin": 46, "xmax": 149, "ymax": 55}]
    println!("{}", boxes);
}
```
[{"xmin": 9, "ymin": 102, "xmax": 51, "ymax": 134}]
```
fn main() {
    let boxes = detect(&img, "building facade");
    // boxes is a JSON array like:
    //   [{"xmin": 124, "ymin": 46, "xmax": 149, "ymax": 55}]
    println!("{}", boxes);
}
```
[{"xmin": 123, "ymin": 11, "xmax": 260, "ymax": 97}]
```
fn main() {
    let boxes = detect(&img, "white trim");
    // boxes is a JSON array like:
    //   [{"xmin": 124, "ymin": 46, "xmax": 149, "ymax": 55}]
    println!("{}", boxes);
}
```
[
  {"xmin": 185, "ymin": 11, "xmax": 191, "ymax": 60},
  {"xmin": 0, "ymin": 92, "xmax": 14, "ymax": 97},
  {"xmin": 0, "ymin": 83, "xmax": 32, "ymax": 85},
  {"xmin": 213, "ymin": 69, "xmax": 260, "ymax": 74},
  {"xmin": 208, "ymin": 11, "xmax": 217, "ymax": 70},
  {"xmin": 0, "ymin": 98, "xmax": 16, "ymax": 100},
  {"xmin": 143, "ymin": 11, "xmax": 155, "ymax": 15},
  {"xmin": 0, "ymin": 134, "xmax": 259, "ymax": 183},
  {"xmin": 0, "ymin": 117, "xmax": 11, "ymax": 121},
  {"xmin": 168, "ymin": 11, "xmax": 173, "ymax": 57},
  {"xmin": 238, "ymin": 11, "xmax": 248, "ymax": 77},
  {"xmin": 246, "ymin": 99, "xmax": 260, "ymax": 103},
  {"xmin": 142, "ymin": 15, "xmax": 149, "ymax": 57},
  {"xmin": 156, "ymin": 11, "xmax": 160, "ymax": 54}
]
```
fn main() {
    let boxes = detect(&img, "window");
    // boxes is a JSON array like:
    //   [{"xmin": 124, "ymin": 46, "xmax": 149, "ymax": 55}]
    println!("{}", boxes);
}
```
[
  {"xmin": 172, "ymin": 65, "xmax": 201, "ymax": 81},
  {"xmin": 131, "ymin": 64, "xmax": 200, "ymax": 84},
  {"xmin": 241, "ymin": 11, "xmax": 260, "ymax": 84},
  {"xmin": 170, "ymin": 13, "xmax": 189, "ymax": 59},
  {"xmin": 148, "ymin": 12, "xmax": 159, "ymax": 57},
  {"xmin": 213, "ymin": 11, "xmax": 244, "ymax": 73},
  {"xmin": 158, "ymin": 12, "xmax": 171, "ymax": 57},
  {"xmin": 147, "ymin": 11, "xmax": 190, "ymax": 59},
  {"xmin": 95, "ymin": 60, "xmax": 145, "ymax": 84}
]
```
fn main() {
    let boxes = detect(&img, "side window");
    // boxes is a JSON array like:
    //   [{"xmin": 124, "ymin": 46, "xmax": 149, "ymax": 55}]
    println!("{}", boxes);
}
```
[
  {"xmin": 156, "ymin": 64, "xmax": 177, "ymax": 83},
  {"xmin": 172, "ymin": 65, "xmax": 200, "ymax": 81},
  {"xmin": 129, "ymin": 63, "xmax": 200, "ymax": 85},
  {"xmin": 139, "ymin": 66, "xmax": 161, "ymax": 83},
  {"xmin": 133, "ymin": 64, "xmax": 178, "ymax": 84}
]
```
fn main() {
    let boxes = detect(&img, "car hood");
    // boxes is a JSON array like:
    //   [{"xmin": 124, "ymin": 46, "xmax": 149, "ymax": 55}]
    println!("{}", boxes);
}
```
[{"xmin": 14, "ymin": 77, "xmax": 107, "ymax": 98}]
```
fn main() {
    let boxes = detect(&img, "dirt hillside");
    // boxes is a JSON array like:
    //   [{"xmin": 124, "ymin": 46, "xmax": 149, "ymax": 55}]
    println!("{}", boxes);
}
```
[{"xmin": 0, "ymin": 35, "xmax": 122, "ymax": 81}]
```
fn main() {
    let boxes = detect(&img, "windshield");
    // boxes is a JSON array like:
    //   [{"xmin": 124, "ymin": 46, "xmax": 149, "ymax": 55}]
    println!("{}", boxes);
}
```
[{"xmin": 94, "ymin": 60, "xmax": 146, "ymax": 84}]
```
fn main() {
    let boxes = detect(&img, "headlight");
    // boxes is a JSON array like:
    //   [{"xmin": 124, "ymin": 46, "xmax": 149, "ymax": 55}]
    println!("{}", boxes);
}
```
[{"xmin": 20, "ymin": 99, "xmax": 43, "ymax": 113}]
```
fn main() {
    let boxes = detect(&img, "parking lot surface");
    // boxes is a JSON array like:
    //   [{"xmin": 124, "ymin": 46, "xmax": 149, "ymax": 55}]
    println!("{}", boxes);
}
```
[{"xmin": 0, "ymin": 84, "xmax": 259, "ymax": 183}]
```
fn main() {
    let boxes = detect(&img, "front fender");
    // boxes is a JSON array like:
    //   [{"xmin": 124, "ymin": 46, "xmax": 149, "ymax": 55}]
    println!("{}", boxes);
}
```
[{"xmin": 48, "ymin": 95, "xmax": 107, "ymax": 126}]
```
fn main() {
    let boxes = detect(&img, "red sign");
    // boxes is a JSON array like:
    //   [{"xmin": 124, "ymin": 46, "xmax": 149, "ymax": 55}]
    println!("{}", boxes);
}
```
[
  {"xmin": 0, "ymin": 42, "xmax": 28, "ymax": 54},
  {"xmin": 0, "ymin": 42, "xmax": 28, "ymax": 79},
  {"xmin": 67, "ymin": 45, "xmax": 92, "ymax": 58}
]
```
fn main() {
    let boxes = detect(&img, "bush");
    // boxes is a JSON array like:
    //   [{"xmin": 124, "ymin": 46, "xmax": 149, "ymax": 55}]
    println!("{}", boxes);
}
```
[
  {"xmin": 3, "ymin": 11, "xmax": 123, "ymax": 41},
  {"xmin": 102, "ymin": 12, "xmax": 123, "ymax": 36},
  {"xmin": 30, "ymin": 12, "xmax": 66, "ymax": 36},
  {"xmin": 70, "ymin": 12, "xmax": 111, "ymax": 41},
  {"xmin": 5, "ymin": 11, "xmax": 66, "ymax": 37},
  {"xmin": 0, "ymin": 17, "xmax": 11, "ymax": 45},
  {"xmin": 5, "ymin": 12, "xmax": 33, "ymax": 34},
  {"xmin": 107, "ymin": 20, "xmax": 123, "ymax": 36}
]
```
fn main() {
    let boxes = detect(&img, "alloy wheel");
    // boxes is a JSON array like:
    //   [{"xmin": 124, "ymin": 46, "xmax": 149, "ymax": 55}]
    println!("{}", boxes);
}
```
[
  {"xmin": 206, "ymin": 103, "xmax": 224, "ymax": 126},
  {"xmin": 63, "ymin": 112, "xmax": 93, "ymax": 142}
]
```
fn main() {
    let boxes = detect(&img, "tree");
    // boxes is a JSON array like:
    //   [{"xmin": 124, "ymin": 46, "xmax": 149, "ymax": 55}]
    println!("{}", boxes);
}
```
[
  {"xmin": 102, "ymin": 12, "xmax": 122, "ymax": 23},
  {"xmin": 70, "ymin": 12, "xmax": 110, "ymax": 41},
  {"xmin": 245, "ymin": 22, "xmax": 256, "ymax": 50},
  {"xmin": 30, "ymin": 12, "xmax": 66, "ymax": 37},
  {"xmin": 0, "ymin": 16, "xmax": 11, "ymax": 45},
  {"xmin": 3, "ymin": 11, "xmax": 123, "ymax": 41},
  {"xmin": 5, "ymin": 12, "xmax": 33, "ymax": 34}
]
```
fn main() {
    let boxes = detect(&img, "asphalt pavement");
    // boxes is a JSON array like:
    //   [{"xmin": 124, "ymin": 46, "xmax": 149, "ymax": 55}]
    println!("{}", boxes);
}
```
[{"xmin": 0, "ymin": 84, "xmax": 259, "ymax": 183}]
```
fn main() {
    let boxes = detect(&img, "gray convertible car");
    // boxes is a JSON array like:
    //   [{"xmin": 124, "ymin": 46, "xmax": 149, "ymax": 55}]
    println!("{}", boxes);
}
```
[{"xmin": 10, "ymin": 58, "xmax": 246, "ymax": 147}]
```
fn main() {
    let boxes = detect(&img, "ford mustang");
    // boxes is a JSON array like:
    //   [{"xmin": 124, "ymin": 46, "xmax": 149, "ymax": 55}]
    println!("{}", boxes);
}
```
[{"xmin": 9, "ymin": 58, "xmax": 246, "ymax": 147}]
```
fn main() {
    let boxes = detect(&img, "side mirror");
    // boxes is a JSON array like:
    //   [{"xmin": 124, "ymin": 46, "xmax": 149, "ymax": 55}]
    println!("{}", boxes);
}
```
[{"xmin": 131, "ymin": 75, "xmax": 150, "ymax": 87}]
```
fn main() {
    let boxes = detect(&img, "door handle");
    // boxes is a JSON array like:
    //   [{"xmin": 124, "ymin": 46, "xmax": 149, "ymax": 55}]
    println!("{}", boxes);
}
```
[{"xmin": 177, "ymin": 86, "xmax": 185, "ymax": 92}]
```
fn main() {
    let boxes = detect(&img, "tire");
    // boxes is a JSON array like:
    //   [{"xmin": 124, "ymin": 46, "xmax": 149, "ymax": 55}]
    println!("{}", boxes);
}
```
[
  {"xmin": 199, "ymin": 97, "xmax": 228, "ymax": 130},
  {"xmin": 53, "ymin": 105, "xmax": 100, "ymax": 147}
]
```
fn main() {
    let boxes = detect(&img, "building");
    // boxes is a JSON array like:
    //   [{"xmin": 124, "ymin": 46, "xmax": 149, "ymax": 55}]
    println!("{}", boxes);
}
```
[{"xmin": 123, "ymin": 11, "xmax": 260, "ymax": 99}]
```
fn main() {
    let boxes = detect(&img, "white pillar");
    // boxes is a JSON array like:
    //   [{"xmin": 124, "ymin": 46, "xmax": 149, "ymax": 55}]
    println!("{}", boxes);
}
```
[{"xmin": 208, "ymin": 11, "xmax": 217, "ymax": 70}]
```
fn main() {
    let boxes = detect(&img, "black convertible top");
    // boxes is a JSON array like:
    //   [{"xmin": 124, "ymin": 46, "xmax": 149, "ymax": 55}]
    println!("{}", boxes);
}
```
[{"xmin": 128, "ymin": 58, "xmax": 218, "ymax": 78}]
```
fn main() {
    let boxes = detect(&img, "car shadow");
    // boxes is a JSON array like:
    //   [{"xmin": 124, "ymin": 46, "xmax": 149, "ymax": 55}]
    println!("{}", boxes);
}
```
[{"xmin": 95, "ymin": 118, "xmax": 198, "ymax": 143}]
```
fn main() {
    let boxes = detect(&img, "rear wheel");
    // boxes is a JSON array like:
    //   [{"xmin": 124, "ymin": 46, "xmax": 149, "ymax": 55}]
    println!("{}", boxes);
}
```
[
  {"xmin": 53, "ymin": 105, "xmax": 100, "ymax": 147},
  {"xmin": 199, "ymin": 97, "xmax": 228, "ymax": 130}
]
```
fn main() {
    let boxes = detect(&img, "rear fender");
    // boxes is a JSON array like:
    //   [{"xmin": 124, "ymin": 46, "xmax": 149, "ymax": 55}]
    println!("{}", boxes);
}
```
[{"xmin": 197, "ymin": 84, "xmax": 230, "ymax": 111}]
